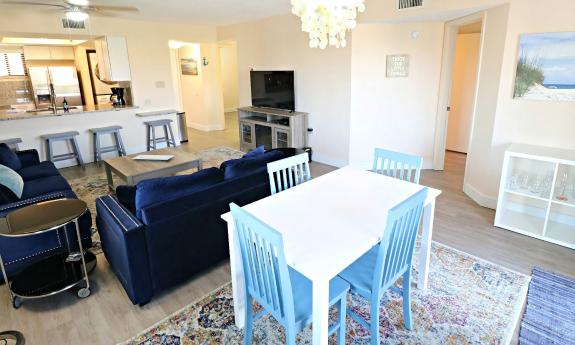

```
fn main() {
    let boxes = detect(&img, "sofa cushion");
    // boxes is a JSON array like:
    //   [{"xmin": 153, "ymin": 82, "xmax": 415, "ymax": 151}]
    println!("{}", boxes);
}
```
[
  {"xmin": 116, "ymin": 185, "xmax": 137, "ymax": 214},
  {"xmin": 223, "ymin": 150, "xmax": 285, "ymax": 180},
  {"xmin": 0, "ymin": 184, "xmax": 19, "ymax": 205},
  {"xmin": 21, "ymin": 175, "xmax": 72, "ymax": 199},
  {"xmin": 0, "ymin": 164, "xmax": 23, "ymax": 199},
  {"xmin": 242, "ymin": 145, "xmax": 265, "ymax": 159},
  {"xmin": 135, "ymin": 167, "xmax": 225, "ymax": 219},
  {"xmin": 17, "ymin": 161, "xmax": 60, "ymax": 181},
  {"xmin": 0, "ymin": 143, "xmax": 22, "ymax": 171}
]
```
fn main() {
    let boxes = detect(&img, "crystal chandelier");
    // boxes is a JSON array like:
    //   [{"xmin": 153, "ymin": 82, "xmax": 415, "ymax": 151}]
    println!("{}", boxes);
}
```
[{"xmin": 291, "ymin": 0, "xmax": 366, "ymax": 49}]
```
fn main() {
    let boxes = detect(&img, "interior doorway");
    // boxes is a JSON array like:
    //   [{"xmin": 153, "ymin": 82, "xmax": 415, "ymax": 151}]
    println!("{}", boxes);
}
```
[{"xmin": 432, "ymin": 13, "xmax": 484, "ymax": 188}]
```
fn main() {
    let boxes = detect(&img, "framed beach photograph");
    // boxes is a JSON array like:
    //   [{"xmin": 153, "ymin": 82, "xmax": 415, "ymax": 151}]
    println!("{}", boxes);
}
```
[
  {"xmin": 181, "ymin": 57, "xmax": 199, "ymax": 76},
  {"xmin": 514, "ymin": 32, "xmax": 575, "ymax": 101}
]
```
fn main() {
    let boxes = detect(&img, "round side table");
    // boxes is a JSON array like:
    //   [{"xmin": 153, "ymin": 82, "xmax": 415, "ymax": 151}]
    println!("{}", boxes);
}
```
[{"xmin": 0, "ymin": 199, "xmax": 96, "ymax": 309}]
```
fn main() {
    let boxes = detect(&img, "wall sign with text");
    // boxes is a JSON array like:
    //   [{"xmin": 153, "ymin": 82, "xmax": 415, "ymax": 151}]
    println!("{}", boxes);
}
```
[{"xmin": 386, "ymin": 55, "xmax": 409, "ymax": 78}]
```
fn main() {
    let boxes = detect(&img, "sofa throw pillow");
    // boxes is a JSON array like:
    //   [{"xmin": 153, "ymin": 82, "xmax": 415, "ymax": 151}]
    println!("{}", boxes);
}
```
[
  {"xmin": 242, "ymin": 145, "xmax": 265, "ymax": 159},
  {"xmin": 135, "ymin": 167, "xmax": 225, "ymax": 218},
  {"xmin": 0, "ymin": 143, "xmax": 22, "ymax": 171},
  {"xmin": 0, "ymin": 164, "xmax": 24, "ymax": 199},
  {"xmin": 224, "ymin": 150, "xmax": 285, "ymax": 180}
]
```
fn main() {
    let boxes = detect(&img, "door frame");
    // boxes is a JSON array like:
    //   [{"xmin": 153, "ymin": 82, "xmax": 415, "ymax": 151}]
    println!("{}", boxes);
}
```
[{"xmin": 432, "ymin": 12, "xmax": 486, "ymax": 171}]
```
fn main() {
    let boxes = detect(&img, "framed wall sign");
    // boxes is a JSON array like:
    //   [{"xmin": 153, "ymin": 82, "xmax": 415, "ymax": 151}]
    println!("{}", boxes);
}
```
[{"xmin": 386, "ymin": 54, "xmax": 409, "ymax": 78}]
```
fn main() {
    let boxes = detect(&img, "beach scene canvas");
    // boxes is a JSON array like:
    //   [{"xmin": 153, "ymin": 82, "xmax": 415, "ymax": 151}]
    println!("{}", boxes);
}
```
[{"xmin": 514, "ymin": 32, "xmax": 575, "ymax": 101}]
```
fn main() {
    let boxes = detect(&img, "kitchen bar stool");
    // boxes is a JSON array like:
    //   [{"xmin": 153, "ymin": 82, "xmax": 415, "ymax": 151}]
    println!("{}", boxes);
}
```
[
  {"xmin": 144, "ymin": 119, "xmax": 176, "ymax": 151},
  {"xmin": 41, "ymin": 131, "xmax": 84, "ymax": 167},
  {"xmin": 89, "ymin": 126, "xmax": 126, "ymax": 164},
  {"xmin": 0, "ymin": 138, "xmax": 22, "ymax": 151}
]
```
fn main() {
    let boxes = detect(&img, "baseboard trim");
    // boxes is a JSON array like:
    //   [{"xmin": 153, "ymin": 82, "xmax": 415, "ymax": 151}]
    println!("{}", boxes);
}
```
[
  {"xmin": 188, "ymin": 122, "xmax": 225, "ymax": 132},
  {"xmin": 463, "ymin": 183, "xmax": 497, "ymax": 209},
  {"xmin": 225, "ymin": 107, "xmax": 238, "ymax": 113}
]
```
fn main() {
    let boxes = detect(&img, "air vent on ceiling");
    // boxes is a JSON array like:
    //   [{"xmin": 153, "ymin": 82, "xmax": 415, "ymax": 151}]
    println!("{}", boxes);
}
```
[
  {"xmin": 62, "ymin": 18, "xmax": 86, "ymax": 29},
  {"xmin": 398, "ymin": 0, "xmax": 423, "ymax": 10}
]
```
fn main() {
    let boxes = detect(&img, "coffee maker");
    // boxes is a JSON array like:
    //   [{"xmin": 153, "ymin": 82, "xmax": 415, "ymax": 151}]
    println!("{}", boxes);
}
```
[{"xmin": 110, "ymin": 87, "xmax": 126, "ymax": 106}]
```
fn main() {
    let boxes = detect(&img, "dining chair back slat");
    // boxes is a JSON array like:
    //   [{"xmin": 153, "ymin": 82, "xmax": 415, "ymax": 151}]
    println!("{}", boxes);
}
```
[
  {"xmin": 267, "ymin": 153, "xmax": 311, "ymax": 194},
  {"xmin": 373, "ymin": 148, "xmax": 423, "ymax": 184}
]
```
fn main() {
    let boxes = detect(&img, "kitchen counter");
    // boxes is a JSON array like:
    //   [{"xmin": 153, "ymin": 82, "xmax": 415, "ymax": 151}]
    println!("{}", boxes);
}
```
[{"xmin": 0, "ymin": 104, "xmax": 139, "ymax": 121}]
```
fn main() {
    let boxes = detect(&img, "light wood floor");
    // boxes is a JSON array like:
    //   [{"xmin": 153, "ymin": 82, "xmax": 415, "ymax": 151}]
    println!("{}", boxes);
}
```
[{"xmin": 1, "ymin": 114, "xmax": 574, "ymax": 344}]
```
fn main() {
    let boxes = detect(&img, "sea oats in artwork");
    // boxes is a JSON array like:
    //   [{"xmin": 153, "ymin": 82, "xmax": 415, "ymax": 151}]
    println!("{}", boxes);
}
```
[{"xmin": 514, "ymin": 32, "xmax": 575, "ymax": 102}]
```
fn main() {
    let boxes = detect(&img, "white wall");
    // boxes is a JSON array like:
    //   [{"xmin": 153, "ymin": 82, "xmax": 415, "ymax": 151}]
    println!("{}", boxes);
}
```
[
  {"xmin": 219, "ymin": 42, "xmax": 239, "ymax": 112},
  {"xmin": 446, "ymin": 33, "xmax": 481, "ymax": 153},
  {"xmin": 348, "ymin": 22, "xmax": 445, "ymax": 169},
  {"xmin": 217, "ymin": 15, "xmax": 352, "ymax": 167},
  {"xmin": 465, "ymin": 0, "xmax": 575, "ymax": 207}
]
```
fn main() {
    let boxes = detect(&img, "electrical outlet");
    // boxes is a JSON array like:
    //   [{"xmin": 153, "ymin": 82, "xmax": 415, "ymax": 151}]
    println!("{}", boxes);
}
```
[
  {"xmin": 155, "ymin": 81, "xmax": 166, "ymax": 88},
  {"xmin": 145, "ymin": 98, "xmax": 152, "ymax": 106}
]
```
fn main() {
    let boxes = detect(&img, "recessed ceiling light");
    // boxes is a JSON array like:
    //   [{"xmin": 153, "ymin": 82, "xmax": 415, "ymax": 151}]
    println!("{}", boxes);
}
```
[{"xmin": 66, "ymin": 10, "xmax": 89, "ymax": 22}]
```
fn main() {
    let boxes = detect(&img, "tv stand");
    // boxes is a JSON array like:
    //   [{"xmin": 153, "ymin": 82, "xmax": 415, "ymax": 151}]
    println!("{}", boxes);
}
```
[{"xmin": 237, "ymin": 106, "xmax": 309, "ymax": 152}]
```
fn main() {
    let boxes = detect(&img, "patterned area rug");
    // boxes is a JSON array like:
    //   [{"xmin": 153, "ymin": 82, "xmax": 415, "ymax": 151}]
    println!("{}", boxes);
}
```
[
  {"xmin": 519, "ymin": 267, "xmax": 575, "ymax": 344},
  {"xmin": 120, "ymin": 242, "xmax": 529, "ymax": 345},
  {"xmin": 67, "ymin": 147, "xmax": 244, "ymax": 253}
]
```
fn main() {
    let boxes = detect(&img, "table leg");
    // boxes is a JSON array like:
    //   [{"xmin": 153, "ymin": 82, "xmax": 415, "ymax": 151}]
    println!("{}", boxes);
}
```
[
  {"xmin": 418, "ymin": 201, "xmax": 436, "ymax": 290},
  {"xmin": 227, "ymin": 221, "xmax": 246, "ymax": 329},
  {"xmin": 0, "ymin": 252, "xmax": 14, "ymax": 303},
  {"xmin": 74, "ymin": 219, "xmax": 90, "ymax": 293},
  {"xmin": 312, "ymin": 279, "xmax": 329, "ymax": 345},
  {"xmin": 105, "ymin": 164, "xmax": 114, "ymax": 191}
]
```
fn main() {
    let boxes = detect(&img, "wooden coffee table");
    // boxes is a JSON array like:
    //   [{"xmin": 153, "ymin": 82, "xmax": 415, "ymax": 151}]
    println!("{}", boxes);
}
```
[{"xmin": 103, "ymin": 147, "xmax": 203, "ymax": 190}]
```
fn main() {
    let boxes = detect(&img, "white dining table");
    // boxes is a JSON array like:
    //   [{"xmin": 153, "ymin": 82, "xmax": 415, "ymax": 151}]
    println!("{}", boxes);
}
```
[{"xmin": 221, "ymin": 166, "xmax": 442, "ymax": 345}]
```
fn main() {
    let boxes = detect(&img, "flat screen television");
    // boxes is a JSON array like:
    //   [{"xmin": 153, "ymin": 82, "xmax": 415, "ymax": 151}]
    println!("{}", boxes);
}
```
[{"xmin": 250, "ymin": 71, "xmax": 295, "ymax": 111}]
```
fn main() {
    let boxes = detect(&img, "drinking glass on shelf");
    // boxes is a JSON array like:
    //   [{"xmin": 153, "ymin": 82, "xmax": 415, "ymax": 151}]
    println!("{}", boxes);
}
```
[
  {"xmin": 540, "ymin": 173, "xmax": 554, "ymax": 198},
  {"xmin": 529, "ymin": 175, "xmax": 544, "ymax": 195},
  {"xmin": 519, "ymin": 172, "xmax": 530, "ymax": 190},
  {"xmin": 556, "ymin": 172, "xmax": 569, "ymax": 201},
  {"xmin": 507, "ymin": 171, "xmax": 520, "ymax": 190}
]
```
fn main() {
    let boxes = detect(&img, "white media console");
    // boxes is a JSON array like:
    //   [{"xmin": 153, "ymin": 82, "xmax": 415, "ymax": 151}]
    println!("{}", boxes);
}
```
[{"xmin": 237, "ymin": 106, "xmax": 309, "ymax": 152}]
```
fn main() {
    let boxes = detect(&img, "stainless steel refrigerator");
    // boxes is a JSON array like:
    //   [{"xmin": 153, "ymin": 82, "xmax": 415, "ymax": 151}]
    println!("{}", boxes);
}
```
[{"xmin": 29, "ymin": 66, "xmax": 82, "ymax": 108}]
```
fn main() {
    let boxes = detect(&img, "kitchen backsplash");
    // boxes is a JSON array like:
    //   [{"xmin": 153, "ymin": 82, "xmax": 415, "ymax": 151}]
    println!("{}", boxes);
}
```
[{"xmin": 0, "ymin": 79, "xmax": 33, "ymax": 109}]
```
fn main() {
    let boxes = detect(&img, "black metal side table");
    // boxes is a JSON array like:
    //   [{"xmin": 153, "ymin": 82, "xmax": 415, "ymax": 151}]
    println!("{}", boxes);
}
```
[{"xmin": 0, "ymin": 199, "xmax": 96, "ymax": 309}]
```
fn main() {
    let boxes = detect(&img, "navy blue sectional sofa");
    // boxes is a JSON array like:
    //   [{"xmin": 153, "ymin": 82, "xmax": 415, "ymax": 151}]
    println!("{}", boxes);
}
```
[
  {"xmin": 0, "ymin": 144, "xmax": 92, "ymax": 281},
  {"xmin": 96, "ymin": 148, "xmax": 294, "ymax": 305}
]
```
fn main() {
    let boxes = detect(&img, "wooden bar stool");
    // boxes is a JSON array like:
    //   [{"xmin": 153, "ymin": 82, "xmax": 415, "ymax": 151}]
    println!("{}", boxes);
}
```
[
  {"xmin": 89, "ymin": 126, "xmax": 126, "ymax": 164},
  {"xmin": 144, "ymin": 119, "xmax": 176, "ymax": 151},
  {"xmin": 0, "ymin": 138, "xmax": 22, "ymax": 151},
  {"xmin": 41, "ymin": 131, "xmax": 84, "ymax": 166}
]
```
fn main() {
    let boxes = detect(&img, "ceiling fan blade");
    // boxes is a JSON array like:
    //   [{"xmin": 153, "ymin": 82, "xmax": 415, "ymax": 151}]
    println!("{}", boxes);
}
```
[
  {"xmin": 88, "ymin": 5, "xmax": 139, "ymax": 12},
  {"xmin": 0, "ymin": 0, "xmax": 67, "ymax": 8}
]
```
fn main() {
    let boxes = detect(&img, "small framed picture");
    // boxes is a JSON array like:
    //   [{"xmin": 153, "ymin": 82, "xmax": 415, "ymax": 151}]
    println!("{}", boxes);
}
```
[
  {"xmin": 181, "ymin": 58, "xmax": 198, "ymax": 76},
  {"xmin": 386, "ymin": 55, "xmax": 409, "ymax": 78}
]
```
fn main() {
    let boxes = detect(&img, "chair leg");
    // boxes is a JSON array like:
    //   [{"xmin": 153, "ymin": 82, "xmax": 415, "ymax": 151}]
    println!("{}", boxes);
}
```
[
  {"xmin": 163, "ymin": 125, "xmax": 170, "ymax": 147},
  {"xmin": 146, "ymin": 125, "xmax": 151, "ymax": 151},
  {"xmin": 95, "ymin": 133, "xmax": 101, "ymax": 165},
  {"xmin": 285, "ymin": 323, "xmax": 297, "ymax": 345},
  {"xmin": 402, "ymin": 270, "xmax": 413, "ymax": 330},
  {"xmin": 151, "ymin": 126, "xmax": 157, "ymax": 150},
  {"xmin": 370, "ymin": 296, "xmax": 380, "ymax": 345},
  {"xmin": 115, "ymin": 131, "xmax": 126, "ymax": 156},
  {"xmin": 71, "ymin": 137, "xmax": 84, "ymax": 167},
  {"xmin": 337, "ymin": 295, "xmax": 347, "ymax": 345},
  {"xmin": 244, "ymin": 295, "xmax": 253, "ymax": 345},
  {"xmin": 167, "ymin": 123, "xmax": 176, "ymax": 146},
  {"xmin": 46, "ymin": 139, "xmax": 53, "ymax": 162}
]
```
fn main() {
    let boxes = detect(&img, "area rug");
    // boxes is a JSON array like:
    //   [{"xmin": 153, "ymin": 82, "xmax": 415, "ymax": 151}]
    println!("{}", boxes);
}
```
[
  {"xmin": 519, "ymin": 267, "xmax": 575, "ymax": 345},
  {"xmin": 120, "ymin": 242, "xmax": 530, "ymax": 345},
  {"xmin": 67, "ymin": 146, "xmax": 244, "ymax": 253}
]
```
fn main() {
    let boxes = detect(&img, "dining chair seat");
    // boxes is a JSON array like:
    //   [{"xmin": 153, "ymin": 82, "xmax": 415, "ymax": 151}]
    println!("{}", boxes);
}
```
[
  {"xmin": 338, "ymin": 246, "xmax": 379, "ymax": 296},
  {"xmin": 288, "ymin": 266, "xmax": 350, "ymax": 330}
]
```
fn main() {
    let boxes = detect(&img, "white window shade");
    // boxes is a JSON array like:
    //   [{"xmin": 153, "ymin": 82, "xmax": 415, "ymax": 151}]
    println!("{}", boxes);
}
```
[{"xmin": 0, "ymin": 52, "xmax": 27, "ymax": 77}]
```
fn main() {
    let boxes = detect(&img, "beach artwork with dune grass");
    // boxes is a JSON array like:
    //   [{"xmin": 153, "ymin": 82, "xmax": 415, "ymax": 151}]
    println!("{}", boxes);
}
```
[{"xmin": 514, "ymin": 32, "xmax": 575, "ymax": 101}]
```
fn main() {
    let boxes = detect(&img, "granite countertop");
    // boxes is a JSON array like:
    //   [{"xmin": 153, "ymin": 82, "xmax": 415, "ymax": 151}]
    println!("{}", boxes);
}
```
[{"xmin": 0, "ymin": 104, "xmax": 139, "ymax": 121}]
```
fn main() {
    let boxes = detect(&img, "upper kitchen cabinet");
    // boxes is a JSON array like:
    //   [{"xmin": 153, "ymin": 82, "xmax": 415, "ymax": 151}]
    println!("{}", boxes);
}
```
[
  {"xmin": 23, "ymin": 46, "xmax": 75, "ymax": 60},
  {"xmin": 94, "ymin": 36, "xmax": 131, "ymax": 82}
]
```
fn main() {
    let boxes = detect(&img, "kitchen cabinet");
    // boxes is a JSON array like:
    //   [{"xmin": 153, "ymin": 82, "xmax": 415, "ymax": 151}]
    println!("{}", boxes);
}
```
[
  {"xmin": 23, "ymin": 46, "xmax": 75, "ymax": 60},
  {"xmin": 94, "ymin": 36, "xmax": 131, "ymax": 82}
]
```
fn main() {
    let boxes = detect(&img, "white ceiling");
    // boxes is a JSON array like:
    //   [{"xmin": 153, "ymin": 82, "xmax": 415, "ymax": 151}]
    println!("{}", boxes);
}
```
[{"xmin": 3, "ymin": 0, "xmax": 293, "ymax": 26}]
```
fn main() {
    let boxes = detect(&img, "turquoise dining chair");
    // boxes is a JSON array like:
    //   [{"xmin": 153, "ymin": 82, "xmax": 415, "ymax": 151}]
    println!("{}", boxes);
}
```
[
  {"xmin": 372, "ymin": 148, "xmax": 423, "ymax": 184},
  {"xmin": 230, "ymin": 203, "xmax": 349, "ymax": 345},
  {"xmin": 337, "ymin": 188, "xmax": 428, "ymax": 345},
  {"xmin": 267, "ymin": 152, "xmax": 311, "ymax": 195}
]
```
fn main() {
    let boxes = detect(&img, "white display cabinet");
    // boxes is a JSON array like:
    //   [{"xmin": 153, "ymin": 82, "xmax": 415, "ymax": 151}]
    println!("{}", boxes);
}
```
[{"xmin": 495, "ymin": 143, "xmax": 575, "ymax": 249}]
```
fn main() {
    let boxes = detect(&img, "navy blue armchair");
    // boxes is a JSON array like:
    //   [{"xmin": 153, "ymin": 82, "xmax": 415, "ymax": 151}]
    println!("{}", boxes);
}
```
[
  {"xmin": 96, "ymin": 149, "xmax": 293, "ymax": 305},
  {"xmin": 0, "ymin": 147, "xmax": 92, "ymax": 281}
]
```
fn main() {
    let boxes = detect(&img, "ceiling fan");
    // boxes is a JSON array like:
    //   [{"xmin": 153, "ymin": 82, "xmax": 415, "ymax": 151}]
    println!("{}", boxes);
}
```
[{"xmin": 0, "ymin": 0, "xmax": 139, "ymax": 21}]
